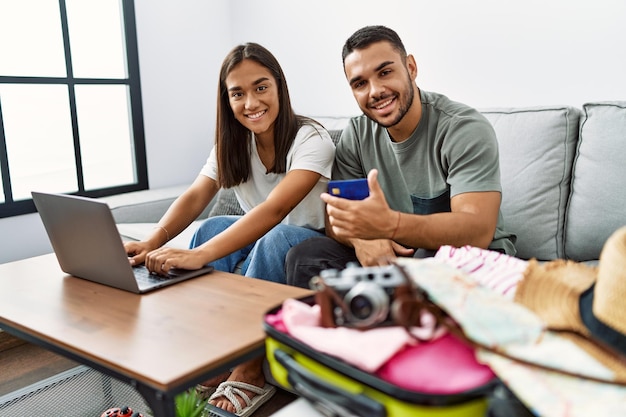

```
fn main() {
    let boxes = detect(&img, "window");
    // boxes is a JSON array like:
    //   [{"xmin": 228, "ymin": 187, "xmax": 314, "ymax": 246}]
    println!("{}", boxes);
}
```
[{"xmin": 0, "ymin": 0, "xmax": 147, "ymax": 218}]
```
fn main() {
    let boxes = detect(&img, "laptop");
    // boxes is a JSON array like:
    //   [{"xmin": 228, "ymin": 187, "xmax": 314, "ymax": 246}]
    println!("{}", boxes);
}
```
[{"xmin": 31, "ymin": 191, "xmax": 214, "ymax": 294}]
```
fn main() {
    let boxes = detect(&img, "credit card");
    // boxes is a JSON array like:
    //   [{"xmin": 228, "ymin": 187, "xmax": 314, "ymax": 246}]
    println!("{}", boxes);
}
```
[{"xmin": 327, "ymin": 178, "xmax": 369, "ymax": 200}]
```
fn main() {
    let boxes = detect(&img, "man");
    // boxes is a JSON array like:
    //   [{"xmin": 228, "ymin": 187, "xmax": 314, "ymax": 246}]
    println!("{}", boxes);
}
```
[{"xmin": 285, "ymin": 25, "xmax": 516, "ymax": 288}]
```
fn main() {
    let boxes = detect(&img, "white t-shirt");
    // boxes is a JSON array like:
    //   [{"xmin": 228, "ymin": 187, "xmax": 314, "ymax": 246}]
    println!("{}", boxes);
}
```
[{"xmin": 199, "ymin": 123, "xmax": 335, "ymax": 230}]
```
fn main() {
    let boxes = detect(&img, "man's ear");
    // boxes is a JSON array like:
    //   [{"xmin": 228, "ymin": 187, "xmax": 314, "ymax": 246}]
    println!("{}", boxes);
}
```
[{"xmin": 406, "ymin": 54, "xmax": 418, "ymax": 80}]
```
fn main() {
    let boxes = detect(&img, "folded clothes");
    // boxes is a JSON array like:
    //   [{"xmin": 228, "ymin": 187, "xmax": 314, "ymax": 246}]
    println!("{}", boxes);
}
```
[
  {"xmin": 271, "ymin": 297, "xmax": 444, "ymax": 373},
  {"xmin": 434, "ymin": 245, "xmax": 528, "ymax": 298},
  {"xmin": 265, "ymin": 248, "xmax": 529, "ymax": 393},
  {"xmin": 268, "ymin": 297, "xmax": 495, "ymax": 394}
]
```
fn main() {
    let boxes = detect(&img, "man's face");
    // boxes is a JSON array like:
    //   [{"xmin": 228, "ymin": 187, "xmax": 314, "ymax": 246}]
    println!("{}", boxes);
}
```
[{"xmin": 343, "ymin": 41, "xmax": 416, "ymax": 128}]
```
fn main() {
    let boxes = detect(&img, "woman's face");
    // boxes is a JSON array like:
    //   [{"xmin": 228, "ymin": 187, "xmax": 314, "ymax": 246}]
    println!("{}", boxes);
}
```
[{"xmin": 225, "ymin": 59, "xmax": 280, "ymax": 142}]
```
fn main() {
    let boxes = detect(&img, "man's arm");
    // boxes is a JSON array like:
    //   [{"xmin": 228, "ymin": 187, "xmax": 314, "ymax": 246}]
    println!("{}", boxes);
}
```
[
  {"xmin": 392, "ymin": 190, "xmax": 500, "ymax": 250},
  {"xmin": 323, "ymin": 169, "xmax": 500, "ymax": 255}
]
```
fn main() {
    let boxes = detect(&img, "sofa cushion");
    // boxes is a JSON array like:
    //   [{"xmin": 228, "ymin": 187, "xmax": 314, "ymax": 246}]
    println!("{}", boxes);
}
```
[
  {"xmin": 328, "ymin": 129, "xmax": 342, "ymax": 144},
  {"xmin": 313, "ymin": 116, "xmax": 353, "ymax": 131},
  {"xmin": 481, "ymin": 106, "xmax": 581, "ymax": 260},
  {"xmin": 209, "ymin": 188, "xmax": 244, "ymax": 217},
  {"xmin": 565, "ymin": 101, "xmax": 626, "ymax": 261},
  {"xmin": 117, "ymin": 221, "xmax": 203, "ymax": 249},
  {"xmin": 103, "ymin": 185, "xmax": 214, "ymax": 223}
]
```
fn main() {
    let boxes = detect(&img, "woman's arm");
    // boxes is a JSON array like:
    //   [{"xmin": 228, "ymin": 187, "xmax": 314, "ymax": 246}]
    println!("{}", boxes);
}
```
[
  {"xmin": 143, "ymin": 169, "xmax": 323, "ymax": 273},
  {"xmin": 125, "ymin": 175, "xmax": 218, "ymax": 265},
  {"xmin": 193, "ymin": 169, "xmax": 321, "ymax": 261}
]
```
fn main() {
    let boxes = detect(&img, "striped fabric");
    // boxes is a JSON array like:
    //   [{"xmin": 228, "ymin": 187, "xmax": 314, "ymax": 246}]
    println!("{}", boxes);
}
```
[{"xmin": 434, "ymin": 245, "xmax": 528, "ymax": 299}]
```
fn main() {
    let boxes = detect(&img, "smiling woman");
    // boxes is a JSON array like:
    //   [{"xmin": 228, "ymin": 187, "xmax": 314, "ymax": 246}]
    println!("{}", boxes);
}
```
[
  {"xmin": 121, "ymin": 42, "xmax": 336, "ymax": 416},
  {"xmin": 225, "ymin": 59, "xmax": 280, "ymax": 170},
  {"xmin": 0, "ymin": 0, "xmax": 146, "ymax": 218}
]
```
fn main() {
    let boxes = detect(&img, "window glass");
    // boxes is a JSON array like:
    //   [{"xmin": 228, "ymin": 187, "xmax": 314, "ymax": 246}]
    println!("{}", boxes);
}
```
[
  {"xmin": 0, "ymin": 0, "xmax": 145, "ymax": 217},
  {"xmin": 0, "ymin": 0, "xmax": 67, "ymax": 77},
  {"xmin": 75, "ymin": 84, "xmax": 136, "ymax": 190},
  {"xmin": 65, "ymin": 0, "xmax": 128, "ymax": 78},
  {"xmin": 0, "ymin": 84, "xmax": 78, "ymax": 200}
]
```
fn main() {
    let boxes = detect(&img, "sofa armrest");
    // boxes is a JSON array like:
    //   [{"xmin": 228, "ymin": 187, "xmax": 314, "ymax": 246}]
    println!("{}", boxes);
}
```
[
  {"xmin": 104, "ymin": 186, "xmax": 243, "ymax": 248},
  {"xmin": 100, "ymin": 185, "xmax": 216, "ymax": 224},
  {"xmin": 117, "ymin": 221, "xmax": 204, "ymax": 249}
]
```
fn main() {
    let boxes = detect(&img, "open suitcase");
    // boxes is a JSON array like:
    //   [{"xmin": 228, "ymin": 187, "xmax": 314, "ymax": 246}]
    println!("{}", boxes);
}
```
[{"xmin": 263, "ymin": 295, "xmax": 500, "ymax": 417}]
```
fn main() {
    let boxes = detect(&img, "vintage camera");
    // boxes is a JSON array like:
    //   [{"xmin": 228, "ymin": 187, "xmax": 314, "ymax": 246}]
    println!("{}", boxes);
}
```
[{"xmin": 314, "ymin": 263, "xmax": 408, "ymax": 329}]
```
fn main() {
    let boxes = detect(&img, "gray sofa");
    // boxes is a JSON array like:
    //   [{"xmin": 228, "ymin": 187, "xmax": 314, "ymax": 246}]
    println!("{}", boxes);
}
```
[{"xmin": 107, "ymin": 102, "xmax": 626, "ymax": 264}]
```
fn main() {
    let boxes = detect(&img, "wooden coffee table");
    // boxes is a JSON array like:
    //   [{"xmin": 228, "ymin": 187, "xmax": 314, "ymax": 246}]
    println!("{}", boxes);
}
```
[{"xmin": 0, "ymin": 253, "xmax": 311, "ymax": 417}]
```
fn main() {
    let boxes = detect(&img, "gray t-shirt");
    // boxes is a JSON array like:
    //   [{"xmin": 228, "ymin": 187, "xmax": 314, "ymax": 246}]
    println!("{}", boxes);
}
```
[{"xmin": 334, "ymin": 89, "xmax": 516, "ymax": 254}]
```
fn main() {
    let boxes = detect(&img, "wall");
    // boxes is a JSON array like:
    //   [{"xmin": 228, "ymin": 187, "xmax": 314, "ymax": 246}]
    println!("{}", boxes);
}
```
[
  {"xmin": 1, "ymin": 0, "xmax": 625, "ymax": 264},
  {"xmin": 136, "ymin": 0, "xmax": 231, "ymax": 188},
  {"xmin": 230, "ymin": 0, "xmax": 626, "ymax": 115}
]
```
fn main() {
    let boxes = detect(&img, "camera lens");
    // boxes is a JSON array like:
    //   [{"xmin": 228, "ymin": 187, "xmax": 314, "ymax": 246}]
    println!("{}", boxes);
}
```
[
  {"xmin": 349, "ymin": 295, "xmax": 373, "ymax": 320},
  {"xmin": 344, "ymin": 282, "xmax": 390, "ymax": 328}
]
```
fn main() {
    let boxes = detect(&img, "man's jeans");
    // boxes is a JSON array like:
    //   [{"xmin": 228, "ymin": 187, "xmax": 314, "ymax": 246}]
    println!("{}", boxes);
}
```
[{"xmin": 189, "ymin": 215, "xmax": 322, "ymax": 284}]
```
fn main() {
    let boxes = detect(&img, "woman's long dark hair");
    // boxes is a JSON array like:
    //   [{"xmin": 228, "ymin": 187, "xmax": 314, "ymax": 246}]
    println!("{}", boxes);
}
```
[{"xmin": 215, "ymin": 43, "xmax": 311, "ymax": 188}]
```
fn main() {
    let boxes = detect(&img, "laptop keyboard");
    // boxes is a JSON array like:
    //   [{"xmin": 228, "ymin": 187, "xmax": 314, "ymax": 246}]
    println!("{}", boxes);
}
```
[{"xmin": 133, "ymin": 265, "xmax": 175, "ymax": 285}]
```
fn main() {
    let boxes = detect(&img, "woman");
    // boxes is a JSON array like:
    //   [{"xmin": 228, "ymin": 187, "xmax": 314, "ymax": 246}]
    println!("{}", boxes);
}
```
[{"xmin": 124, "ymin": 43, "xmax": 335, "ymax": 415}]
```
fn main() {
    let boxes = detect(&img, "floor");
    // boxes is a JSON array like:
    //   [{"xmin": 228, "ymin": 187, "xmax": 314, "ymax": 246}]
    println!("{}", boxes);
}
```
[{"xmin": 0, "ymin": 331, "xmax": 297, "ymax": 416}]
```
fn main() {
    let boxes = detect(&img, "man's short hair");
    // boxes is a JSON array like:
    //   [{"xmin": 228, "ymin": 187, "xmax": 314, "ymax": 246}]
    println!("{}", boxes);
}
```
[{"xmin": 342, "ymin": 25, "xmax": 407, "ymax": 64}]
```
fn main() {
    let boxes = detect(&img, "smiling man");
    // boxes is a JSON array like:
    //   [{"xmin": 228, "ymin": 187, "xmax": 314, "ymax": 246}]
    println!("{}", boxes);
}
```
[{"xmin": 285, "ymin": 25, "xmax": 516, "ymax": 288}]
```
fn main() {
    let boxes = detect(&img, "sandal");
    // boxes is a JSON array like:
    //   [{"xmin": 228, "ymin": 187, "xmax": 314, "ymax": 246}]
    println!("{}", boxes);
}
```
[{"xmin": 207, "ymin": 381, "xmax": 276, "ymax": 417}]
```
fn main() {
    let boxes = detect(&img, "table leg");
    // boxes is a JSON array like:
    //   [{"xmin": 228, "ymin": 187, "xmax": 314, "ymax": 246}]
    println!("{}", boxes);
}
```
[{"xmin": 134, "ymin": 383, "xmax": 177, "ymax": 417}]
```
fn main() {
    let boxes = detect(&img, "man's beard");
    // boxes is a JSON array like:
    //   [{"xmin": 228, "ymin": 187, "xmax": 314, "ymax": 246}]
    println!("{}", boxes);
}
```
[{"xmin": 368, "ymin": 78, "xmax": 415, "ymax": 128}]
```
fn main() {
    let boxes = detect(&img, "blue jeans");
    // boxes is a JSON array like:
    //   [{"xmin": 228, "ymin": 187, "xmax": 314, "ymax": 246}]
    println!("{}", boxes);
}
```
[{"xmin": 189, "ymin": 215, "xmax": 323, "ymax": 284}]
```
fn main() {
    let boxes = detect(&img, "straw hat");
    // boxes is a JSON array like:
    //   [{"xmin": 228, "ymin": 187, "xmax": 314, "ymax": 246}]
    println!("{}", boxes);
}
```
[{"xmin": 514, "ymin": 226, "xmax": 626, "ymax": 383}]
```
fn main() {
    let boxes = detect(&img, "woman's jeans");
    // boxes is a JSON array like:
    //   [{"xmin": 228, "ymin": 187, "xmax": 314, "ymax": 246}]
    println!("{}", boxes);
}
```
[{"xmin": 189, "ymin": 215, "xmax": 322, "ymax": 284}]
